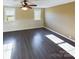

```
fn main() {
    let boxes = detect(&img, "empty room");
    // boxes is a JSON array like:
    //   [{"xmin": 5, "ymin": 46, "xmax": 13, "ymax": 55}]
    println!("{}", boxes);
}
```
[{"xmin": 3, "ymin": 0, "xmax": 75, "ymax": 59}]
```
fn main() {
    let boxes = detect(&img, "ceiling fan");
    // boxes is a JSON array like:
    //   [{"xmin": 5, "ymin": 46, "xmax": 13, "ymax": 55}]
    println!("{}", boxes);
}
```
[{"xmin": 21, "ymin": 0, "xmax": 37, "ymax": 10}]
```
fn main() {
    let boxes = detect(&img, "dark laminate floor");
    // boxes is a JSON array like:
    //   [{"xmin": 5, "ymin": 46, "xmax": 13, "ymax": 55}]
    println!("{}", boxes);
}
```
[{"xmin": 3, "ymin": 28, "xmax": 75, "ymax": 59}]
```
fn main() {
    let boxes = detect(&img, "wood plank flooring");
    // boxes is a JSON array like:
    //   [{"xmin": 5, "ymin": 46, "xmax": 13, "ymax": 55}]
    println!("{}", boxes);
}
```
[{"xmin": 3, "ymin": 28, "xmax": 75, "ymax": 59}]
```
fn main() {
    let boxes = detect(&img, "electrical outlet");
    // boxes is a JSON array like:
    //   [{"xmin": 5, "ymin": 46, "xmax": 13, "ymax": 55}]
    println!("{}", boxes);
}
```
[{"xmin": 69, "ymin": 36, "xmax": 72, "ymax": 39}]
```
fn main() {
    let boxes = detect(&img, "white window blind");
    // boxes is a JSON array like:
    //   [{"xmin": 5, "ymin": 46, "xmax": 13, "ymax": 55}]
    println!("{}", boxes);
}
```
[
  {"xmin": 34, "ymin": 8, "xmax": 41, "ymax": 20},
  {"xmin": 4, "ymin": 7, "xmax": 15, "ymax": 22}
]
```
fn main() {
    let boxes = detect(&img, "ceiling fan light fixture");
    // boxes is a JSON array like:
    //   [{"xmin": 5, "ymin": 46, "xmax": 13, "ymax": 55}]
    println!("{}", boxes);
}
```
[{"xmin": 21, "ymin": 7, "xmax": 28, "ymax": 10}]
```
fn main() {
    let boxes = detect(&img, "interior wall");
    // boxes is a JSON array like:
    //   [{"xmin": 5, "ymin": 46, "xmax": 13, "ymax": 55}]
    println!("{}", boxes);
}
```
[
  {"xmin": 45, "ymin": 2, "xmax": 75, "ymax": 40},
  {"xmin": 16, "ymin": 8, "xmax": 34, "ymax": 20},
  {"xmin": 3, "ymin": 8, "xmax": 44, "ymax": 32}
]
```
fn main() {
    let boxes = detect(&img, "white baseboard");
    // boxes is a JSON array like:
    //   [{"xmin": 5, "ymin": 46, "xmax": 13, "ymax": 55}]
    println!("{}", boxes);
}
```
[
  {"xmin": 3, "ymin": 26, "xmax": 75, "ymax": 42},
  {"xmin": 44, "ymin": 27, "xmax": 75, "ymax": 42},
  {"xmin": 3, "ymin": 26, "xmax": 43, "ymax": 32}
]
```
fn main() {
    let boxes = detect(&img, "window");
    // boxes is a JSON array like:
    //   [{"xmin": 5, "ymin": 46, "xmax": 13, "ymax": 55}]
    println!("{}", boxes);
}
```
[
  {"xmin": 4, "ymin": 7, "xmax": 15, "ymax": 22},
  {"xmin": 34, "ymin": 8, "xmax": 41, "ymax": 20}
]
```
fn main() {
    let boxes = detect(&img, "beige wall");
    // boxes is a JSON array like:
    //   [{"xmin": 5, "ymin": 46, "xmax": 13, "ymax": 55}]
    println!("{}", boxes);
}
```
[
  {"xmin": 45, "ymin": 2, "xmax": 75, "ymax": 40},
  {"xmin": 16, "ymin": 8, "xmax": 34, "ymax": 20},
  {"xmin": 3, "ymin": 8, "xmax": 44, "ymax": 32}
]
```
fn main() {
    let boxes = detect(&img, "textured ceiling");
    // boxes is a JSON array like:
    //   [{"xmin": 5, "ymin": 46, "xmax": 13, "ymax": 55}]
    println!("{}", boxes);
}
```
[{"xmin": 3, "ymin": 0, "xmax": 74, "ymax": 8}]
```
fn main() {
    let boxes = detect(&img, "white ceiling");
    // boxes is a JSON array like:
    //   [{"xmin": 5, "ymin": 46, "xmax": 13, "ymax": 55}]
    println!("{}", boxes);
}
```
[{"xmin": 4, "ymin": 0, "xmax": 75, "ymax": 8}]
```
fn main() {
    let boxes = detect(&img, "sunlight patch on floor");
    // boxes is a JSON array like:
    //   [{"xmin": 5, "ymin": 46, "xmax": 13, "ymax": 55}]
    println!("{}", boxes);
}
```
[
  {"xmin": 3, "ymin": 41, "xmax": 15, "ymax": 59},
  {"xmin": 58, "ymin": 42, "xmax": 75, "ymax": 57},
  {"xmin": 46, "ymin": 34, "xmax": 64, "ymax": 44},
  {"xmin": 45, "ymin": 34, "xmax": 75, "ymax": 57}
]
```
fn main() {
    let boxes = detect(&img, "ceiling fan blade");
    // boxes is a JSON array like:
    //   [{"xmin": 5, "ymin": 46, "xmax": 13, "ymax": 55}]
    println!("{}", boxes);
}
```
[
  {"xmin": 26, "ymin": 5, "xmax": 32, "ymax": 9},
  {"xmin": 24, "ymin": 0, "xmax": 27, "ymax": 2},
  {"xmin": 29, "ymin": 5, "xmax": 37, "ymax": 6}
]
